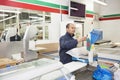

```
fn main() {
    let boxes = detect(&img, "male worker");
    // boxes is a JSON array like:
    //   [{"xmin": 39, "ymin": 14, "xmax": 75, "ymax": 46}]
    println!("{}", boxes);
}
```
[{"xmin": 59, "ymin": 23, "xmax": 87, "ymax": 64}]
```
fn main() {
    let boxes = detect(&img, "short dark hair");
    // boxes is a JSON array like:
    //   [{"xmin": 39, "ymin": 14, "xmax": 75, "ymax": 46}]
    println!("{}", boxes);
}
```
[{"xmin": 66, "ymin": 23, "xmax": 71, "ymax": 29}]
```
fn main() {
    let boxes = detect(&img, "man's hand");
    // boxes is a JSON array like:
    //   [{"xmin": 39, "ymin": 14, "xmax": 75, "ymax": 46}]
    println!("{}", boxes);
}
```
[{"xmin": 77, "ymin": 36, "xmax": 87, "ymax": 42}]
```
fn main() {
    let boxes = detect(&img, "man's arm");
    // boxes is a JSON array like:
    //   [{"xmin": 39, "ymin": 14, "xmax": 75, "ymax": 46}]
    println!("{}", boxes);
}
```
[{"xmin": 60, "ymin": 37, "xmax": 78, "ymax": 50}]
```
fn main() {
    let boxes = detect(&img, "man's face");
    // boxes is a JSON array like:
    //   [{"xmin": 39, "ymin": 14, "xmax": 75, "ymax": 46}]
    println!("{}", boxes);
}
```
[{"xmin": 67, "ymin": 24, "xmax": 76, "ymax": 35}]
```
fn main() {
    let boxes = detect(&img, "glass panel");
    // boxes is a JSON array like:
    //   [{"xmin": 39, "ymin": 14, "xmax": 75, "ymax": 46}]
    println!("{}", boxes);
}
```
[
  {"xmin": 0, "ymin": 6, "xmax": 51, "ymax": 42},
  {"xmin": 0, "ymin": 58, "xmax": 65, "ymax": 80}
]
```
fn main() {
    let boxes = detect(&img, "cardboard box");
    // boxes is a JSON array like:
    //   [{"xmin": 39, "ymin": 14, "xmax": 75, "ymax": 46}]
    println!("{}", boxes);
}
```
[
  {"xmin": 36, "ymin": 43, "xmax": 59, "ymax": 53},
  {"xmin": 0, "ymin": 58, "xmax": 17, "ymax": 69}
]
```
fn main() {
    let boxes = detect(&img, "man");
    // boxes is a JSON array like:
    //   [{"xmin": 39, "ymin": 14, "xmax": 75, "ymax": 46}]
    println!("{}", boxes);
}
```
[{"xmin": 59, "ymin": 23, "xmax": 87, "ymax": 64}]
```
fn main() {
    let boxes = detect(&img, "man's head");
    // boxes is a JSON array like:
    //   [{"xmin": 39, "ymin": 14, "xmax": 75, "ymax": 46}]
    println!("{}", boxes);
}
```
[{"xmin": 66, "ymin": 23, "xmax": 76, "ymax": 35}]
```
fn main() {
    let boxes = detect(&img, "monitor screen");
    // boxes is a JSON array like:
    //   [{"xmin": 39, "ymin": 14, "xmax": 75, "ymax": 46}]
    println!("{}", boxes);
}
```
[{"xmin": 69, "ymin": 1, "xmax": 86, "ymax": 18}]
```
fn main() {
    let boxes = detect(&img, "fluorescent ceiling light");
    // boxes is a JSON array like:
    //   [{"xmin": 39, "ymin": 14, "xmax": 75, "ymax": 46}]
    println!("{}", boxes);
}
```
[
  {"xmin": 29, "ymin": 16, "xmax": 44, "ymax": 20},
  {"xmin": 70, "ymin": 7, "xmax": 78, "ymax": 10},
  {"xmin": 0, "ymin": 14, "xmax": 8, "ymax": 17},
  {"xmin": 0, "ymin": 15, "xmax": 16, "ymax": 22},
  {"xmin": 29, "ymin": 16, "xmax": 40, "ymax": 19},
  {"xmin": 94, "ymin": 0, "xmax": 107, "ymax": 6},
  {"xmin": 0, "ymin": 10, "xmax": 21, "ymax": 13}
]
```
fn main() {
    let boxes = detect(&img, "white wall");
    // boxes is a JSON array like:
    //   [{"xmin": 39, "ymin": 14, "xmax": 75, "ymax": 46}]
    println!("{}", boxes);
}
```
[
  {"xmin": 49, "ymin": 13, "xmax": 61, "ymax": 41},
  {"xmin": 100, "ymin": 0, "xmax": 120, "ymax": 15},
  {"xmin": 84, "ymin": 18, "xmax": 94, "ymax": 35},
  {"xmin": 99, "ymin": 0, "xmax": 120, "ymax": 42},
  {"xmin": 93, "ymin": 2, "xmax": 101, "ymax": 29},
  {"xmin": 100, "ymin": 20, "xmax": 120, "ymax": 42}
]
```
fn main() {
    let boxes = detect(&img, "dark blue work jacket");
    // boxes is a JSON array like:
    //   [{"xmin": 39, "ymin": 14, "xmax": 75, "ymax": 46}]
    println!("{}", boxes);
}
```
[{"xmin": 59, "ymin": 32, "xmax": 78, "ymax": 64}]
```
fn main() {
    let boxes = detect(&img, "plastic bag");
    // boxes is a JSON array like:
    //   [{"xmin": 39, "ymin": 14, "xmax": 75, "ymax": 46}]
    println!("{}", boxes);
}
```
[
  {"xmin": 90, "ymin": 29, "xmax": 102, "ymax": 44},
  {"xmin": 66, "ymin": 47, "xmax": 88, "ymax": 58},
  {"xmin": 93, "ymin": 65, "xmax": 113, "ymax": 80}
]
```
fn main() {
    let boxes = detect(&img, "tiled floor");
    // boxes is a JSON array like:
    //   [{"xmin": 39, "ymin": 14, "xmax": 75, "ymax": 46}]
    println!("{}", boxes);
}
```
[
  {"xmin": 73, "ymin": 66, "xmax": 96, "ymax": 80},
  {"xmin": 75, "ymin": 70, "xmax": 94, "ymax": 80}
]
